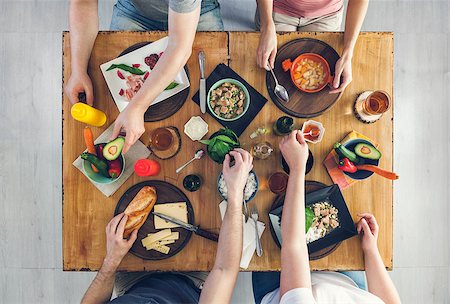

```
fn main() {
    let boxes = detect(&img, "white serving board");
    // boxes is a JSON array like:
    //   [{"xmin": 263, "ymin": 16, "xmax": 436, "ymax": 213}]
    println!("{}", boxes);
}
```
[{"xmin": 100, "ymin": 36, "xmax": 190, "ymax": 112}]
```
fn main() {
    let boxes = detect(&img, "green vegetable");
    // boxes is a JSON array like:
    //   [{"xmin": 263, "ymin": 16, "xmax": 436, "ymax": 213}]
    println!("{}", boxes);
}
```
[
  {"xmin": 165, "ymin": 82, "xmax": 179, "ymax": 90},
  {"xmin": 106, "ymin": 64, "xmax": 145, "ymax": 75},
  {"xmin": 305, "ymin": 207, "xmax": 315, "ymax": 233},
  {"xmin": 103, "ymin": 137, "xmax": 125, "ymax": 161},
  {"xmin": 81, "ymin": 152, "xmax": 110, "ymax": 177},
  {"xmin": 354, "ymin": 143, "xmax": 381, "ymax": 160},
  {"xmin": 200, "ymin": 128, "xmax": 240, "ymax": 163},
  {"xmin": 334, "ymin": 142, "xmax": 360, "ymax": 164}
]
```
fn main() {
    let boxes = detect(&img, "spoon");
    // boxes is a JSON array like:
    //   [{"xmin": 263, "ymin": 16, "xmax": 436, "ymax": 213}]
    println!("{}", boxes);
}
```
[
  {"xmin": 176, "ymin": 149, "xmax": 205, "ymax": 174},
  {"xmin": 304, "ymin": 129, "xmax": 321, "ymax": 137},
  {"xmin": 268, "ymin": 64, "xmax": 289, "ymax": 103}
]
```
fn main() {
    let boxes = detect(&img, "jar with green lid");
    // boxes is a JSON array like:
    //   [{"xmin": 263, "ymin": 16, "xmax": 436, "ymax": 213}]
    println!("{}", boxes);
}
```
[
  {"xmin": 273, "ymin": 116, "xmax": 294, "ymax": 136},
  {"xmin": 183, "ymin": 174, "xmax": 202, "ymax": 192}
]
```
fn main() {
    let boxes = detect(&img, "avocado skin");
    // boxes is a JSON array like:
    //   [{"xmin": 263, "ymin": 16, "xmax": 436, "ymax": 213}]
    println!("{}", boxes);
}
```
[
  {"xmin": 354, "ymin": 143, "xmax": 381, "ymax": 160},
  {"xmin": 103, "ymin": 137, "xmax": 125, "ymax": 160}
]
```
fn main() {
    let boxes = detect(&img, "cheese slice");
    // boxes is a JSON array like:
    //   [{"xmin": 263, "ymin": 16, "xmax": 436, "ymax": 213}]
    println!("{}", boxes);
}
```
[
  {"xmin": 154, "ymin": 202, "xmax": 188, "ymax": 229},
  {"xmin": 145, "ymin": 240, "xmax": 175, "ymax": 250},
  {"xmin": 161, "ymin": 231, "xmax": 180, "ymax": 241},
  {"xmin": 141, "ymin": 229, "xmax": 172, "ymax": 248},
  {"xmin": 152, "ymin": 244, "xmax": 171, "ymax": 254},
  {"xmin": 149, "ymin": 231, "xmax": 180, "ymax": 241}
]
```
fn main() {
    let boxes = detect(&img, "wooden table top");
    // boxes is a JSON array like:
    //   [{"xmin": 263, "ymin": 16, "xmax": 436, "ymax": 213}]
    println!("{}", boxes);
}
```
[{"xmin": 62, "ymin": 31, "xmax": 393, "ymax": 272}]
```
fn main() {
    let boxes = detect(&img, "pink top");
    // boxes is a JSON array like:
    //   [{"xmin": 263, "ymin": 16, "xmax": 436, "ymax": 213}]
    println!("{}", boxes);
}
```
[{"xmin": 273, "ymin": 0, "xmax": 343, "ymax": 18}]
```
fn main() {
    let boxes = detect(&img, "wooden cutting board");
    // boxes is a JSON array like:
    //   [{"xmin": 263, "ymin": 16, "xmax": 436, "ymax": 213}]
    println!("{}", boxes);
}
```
[
  {"xmin": 266, "ymin": 38, "xmax": 343, "ymax": 118},
  {"xmin": 114, "ymin": 180, "xmax": 195, "ymax": 260}
]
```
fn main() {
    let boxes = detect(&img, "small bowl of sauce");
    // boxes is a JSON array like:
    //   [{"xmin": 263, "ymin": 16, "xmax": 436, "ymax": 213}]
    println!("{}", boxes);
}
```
[{"xmin": 301, "ymin": 120, "xmax": 325, "ymax": 144}]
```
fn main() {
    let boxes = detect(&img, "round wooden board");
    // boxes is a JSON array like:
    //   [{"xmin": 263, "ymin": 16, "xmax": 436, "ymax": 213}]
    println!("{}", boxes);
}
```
[
  {"xmin": 119, "ymin": 42, "xmax": 190, "ymax": 122},
  {"xmin": 269, "ymin": 180, "xmax": 341, "ymax": 260},
  {"xmin": 266, "ymin": 38, "xmax": 343, "ymax": 118},
  {"xmin": 114, "ymin": 180, "xmax": 195, "ymax": 260}
]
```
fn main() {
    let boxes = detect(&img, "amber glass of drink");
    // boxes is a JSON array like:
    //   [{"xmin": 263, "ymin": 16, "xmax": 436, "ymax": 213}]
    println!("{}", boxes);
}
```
[
  {"xmin": 149, "ymin": 127, "xmax": 174, "ymax": 151},
  {"xmin": 362, "ymin": 91, "xmax": 391, "ymax": 115},
  {"xmin": 268, "ymin": 172, "xmax": 289, "ymax": 194}
]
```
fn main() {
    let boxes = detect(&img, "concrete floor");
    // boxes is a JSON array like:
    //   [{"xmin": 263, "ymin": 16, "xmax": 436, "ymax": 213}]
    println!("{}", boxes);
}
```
[{"xmin": 0, "ymin": 0, "xmax": 449, "ymax": 303}]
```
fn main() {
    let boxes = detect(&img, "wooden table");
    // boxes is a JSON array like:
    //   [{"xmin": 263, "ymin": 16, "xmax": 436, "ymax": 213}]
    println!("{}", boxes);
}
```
[{"xmin": 63, "ymin": 31, "xmax": 393, "ymax": 272}]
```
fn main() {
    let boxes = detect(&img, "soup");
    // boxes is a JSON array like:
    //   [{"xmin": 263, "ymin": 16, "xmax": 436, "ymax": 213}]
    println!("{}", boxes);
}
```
[{"xmin": 293, "ymin": 58, "xmax": 327, "ymax": 91}]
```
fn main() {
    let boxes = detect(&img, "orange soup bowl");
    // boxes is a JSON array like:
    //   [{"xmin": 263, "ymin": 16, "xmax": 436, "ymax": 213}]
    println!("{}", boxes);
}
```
[{"xmin": 282, "ymin": 53, "xmax": 333, "ymax": 93}]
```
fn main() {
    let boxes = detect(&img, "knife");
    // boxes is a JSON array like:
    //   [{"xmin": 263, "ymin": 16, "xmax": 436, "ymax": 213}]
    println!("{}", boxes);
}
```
[
  {"xmin": 153, "ymin": 212, "xmax": 219, "ymax": 242},
  {"xmin": 198, "ymin": 51, "xmax": 206, "ymax": 114}
]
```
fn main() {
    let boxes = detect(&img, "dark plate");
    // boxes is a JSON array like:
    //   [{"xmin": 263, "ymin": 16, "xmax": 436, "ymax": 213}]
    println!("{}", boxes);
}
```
[
  {"xmin": 118, "ymin": 42, "xmax": 190, "ymax": 122},
  {"xmin": 343, "ymin": 139, "xmax": 380, "ymax": 180},
  {"xmin": 114, "ymin": 180, "xmax": 194, "ymax": 260},
  {"xmin": 266, "ymin": 38, "xmax": 343, "ymax": 118},
  {"xmin": 281, "ymin": 150, "xmax": 314, "ymax": 175},
  {"xmin": 268, "ymin": 183, "xmax": 357, "ymax": 256}
]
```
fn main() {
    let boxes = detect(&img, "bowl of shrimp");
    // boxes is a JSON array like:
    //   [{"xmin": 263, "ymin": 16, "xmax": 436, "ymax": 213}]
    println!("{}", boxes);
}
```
[{"xmin": 207, "ymin": 78, "xmax": 250, "ymax": 121}]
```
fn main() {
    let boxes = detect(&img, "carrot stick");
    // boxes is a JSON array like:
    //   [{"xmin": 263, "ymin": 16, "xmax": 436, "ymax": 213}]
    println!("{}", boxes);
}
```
[
  {"xmin": 83, "ymin": 127, "xmax": 99, "ymax": 173},
  {"xmin": 356, "ymin": 165, "xmax": 399, "ymax": 180}
]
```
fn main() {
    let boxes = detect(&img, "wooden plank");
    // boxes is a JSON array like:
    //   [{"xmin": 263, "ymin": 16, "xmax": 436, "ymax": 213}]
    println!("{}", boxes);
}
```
[
  {"xmin": 63, "ymin": 31, "xmax": 228, "ymax": 271},
  {"xmin": 228, "ymin": 32, "xmax": 393, "ymax": 270}
]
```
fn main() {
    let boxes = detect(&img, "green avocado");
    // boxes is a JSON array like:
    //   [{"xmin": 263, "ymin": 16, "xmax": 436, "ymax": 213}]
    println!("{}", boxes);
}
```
[
  {"xmin": 103, "ymin": 137, "xmax": 125, "ymax": 160},
  {"xmin": 354, "ymin": 143, "xmax": 381, "ymax": 160}
]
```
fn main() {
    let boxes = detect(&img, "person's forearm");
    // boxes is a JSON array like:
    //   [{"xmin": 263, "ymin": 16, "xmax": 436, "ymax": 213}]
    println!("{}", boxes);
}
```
[
  {"xmin": 127, "ymin": 7, "xmax": 198, "ymax": 112},
  {"xmin": 342, "ymin": 0, "xmax": 369, "ymax": 58},
  {"xmin": 281, "ymin": 171, "xmax": 306, "ymax": 246},
  {"xmin": 257, "ymin": 0, "xmax": 275, "ymax": 30},
  {"xmin": 199, "ymin": 195, "xmax": 243, "ymax": 304},
  {"xmin": 280, "ymin": 170, "xmax": 311, "ymax": 295},
  {"xmin": 69, "ymin": 0, "xmax": 99, "ymax": 74},
  {"xmin": 81, "ymin": 259, "xmax": 118, "ymax": 304},
  {"xmin": 214, "ymin": 195, "xmax": 243, "ymax": 271},
  {"xmin": 128, "ymin": 44, "xmax": 191, "ymax": 112},
  {"xmin": 364, "ymin": 249, "xmax": 401, "ymax": 304}
]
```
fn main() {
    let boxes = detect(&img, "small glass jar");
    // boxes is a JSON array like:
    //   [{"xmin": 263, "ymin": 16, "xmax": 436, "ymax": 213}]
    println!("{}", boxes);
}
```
[
  {"xmin": 183, "ymin": 174, "xmax": 202, "ymax": 192},
  {"xmin": 251, "ymin": 142, "xmax": 274, "ymax": 160},
  {"xmin": 273, "ymin": 116, "xmax": 294, "ymax": 136}
]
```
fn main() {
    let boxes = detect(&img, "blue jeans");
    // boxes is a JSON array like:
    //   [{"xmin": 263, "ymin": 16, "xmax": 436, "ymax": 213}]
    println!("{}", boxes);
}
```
[
  {"xmin": 252, "ymin": 271, "xmax": 367, "ymax": 304},
  {"xmin": 110, "ymin": 0, "xmax": 224, "ymax": 31}
]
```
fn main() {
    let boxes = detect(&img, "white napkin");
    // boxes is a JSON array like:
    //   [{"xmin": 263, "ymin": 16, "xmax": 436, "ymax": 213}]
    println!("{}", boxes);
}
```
[
  {"xmin": 219, "ymin": 200, "xmax": 265, "ymax": 269},
  {"xmin": 72, "ymin": 124, "xmax": 151, "ymax": 197}
]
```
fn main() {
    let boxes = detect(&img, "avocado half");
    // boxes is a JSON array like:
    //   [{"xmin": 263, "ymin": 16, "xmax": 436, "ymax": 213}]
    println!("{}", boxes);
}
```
[
  {"xmin": 354, "ymin": 143, "xmax": 381, "ymax": 160},
  {"xmin": 103, "ymin": 137, "xmax": 125, "ymax": 160}
]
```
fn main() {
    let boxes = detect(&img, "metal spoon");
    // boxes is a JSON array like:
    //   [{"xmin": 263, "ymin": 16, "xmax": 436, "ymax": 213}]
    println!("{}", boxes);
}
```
[
  {"xmin": 304, "ymin": 129, "xmax": 321, "ymax": 137},
  {"xmin": 176, "ymin": 149, "xmax": 205, "ymax": 174},
  {"xmin": 268, "ymin": 64, "xmax": 289, "ymax": 103}
]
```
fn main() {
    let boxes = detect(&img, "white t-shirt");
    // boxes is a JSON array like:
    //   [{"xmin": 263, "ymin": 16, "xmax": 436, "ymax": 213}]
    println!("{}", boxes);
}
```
[{"xmin": 261, "ymin": 272, "xmax": 385, "ymax": 304}]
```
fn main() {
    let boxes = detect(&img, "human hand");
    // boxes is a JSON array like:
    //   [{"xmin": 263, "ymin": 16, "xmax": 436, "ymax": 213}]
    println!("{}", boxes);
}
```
[
  {"xmin": 110, "ymin": 104, "xmax": 146, "ymax": 154},
  {"xmin": 103, "ymin": 213, "xmax": 138, "ymax": 270},
  {"xmin": 279, "ymin": 130, "xmax": 309, "ymax": 174},
  {"xmin": 357, "ymin": 213, "xmax": 379, "ymax": 254},
  {"xmin": 223, "ymin": 148, "xmax": 253, "ymax": 202},
  {"xmin": 65, "ymin": 71, "xmax": 94, "ymax": 105},
  {"xmin": 257, "ymin": 23, "xmax": 277, "ymax": 70},
  {"xmin": 329, "ymin": 54, "xmax": 353, "ymax": 94}
]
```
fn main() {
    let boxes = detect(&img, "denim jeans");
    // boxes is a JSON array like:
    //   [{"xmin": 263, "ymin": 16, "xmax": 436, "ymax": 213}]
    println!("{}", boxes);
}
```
[
  {"xmin": 252, "ymin": 271, "xmax": 367, "ymax": 304},
  {"xmin": 110, "ymin": 0, "xmax": 224, "ymax": 31}
]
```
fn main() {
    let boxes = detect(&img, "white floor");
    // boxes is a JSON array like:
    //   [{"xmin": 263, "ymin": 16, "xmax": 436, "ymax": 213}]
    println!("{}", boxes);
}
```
[{"xmin": 0, "ymin": 0, "xmax": 449, "ymax": 303}]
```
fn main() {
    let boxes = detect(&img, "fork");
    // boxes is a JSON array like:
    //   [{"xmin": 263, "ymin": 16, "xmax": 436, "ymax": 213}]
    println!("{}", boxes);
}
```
[
  {"xmin": 251, "ymin": 204, "xmax": 263, "ymax": 257},
  {"xmin": 243, "ymin": 199, "xmax": 249, "ymax": 223}
]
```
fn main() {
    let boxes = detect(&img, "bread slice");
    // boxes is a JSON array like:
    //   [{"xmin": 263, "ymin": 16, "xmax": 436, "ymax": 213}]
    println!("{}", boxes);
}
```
[{"xmin": 123, "ymin": 186, "xmax": 157, "ymax": 238}]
